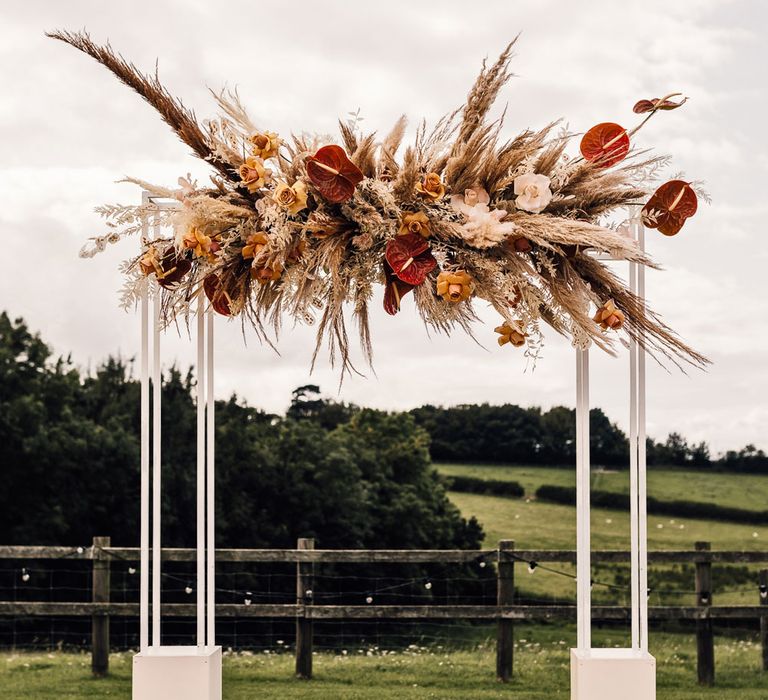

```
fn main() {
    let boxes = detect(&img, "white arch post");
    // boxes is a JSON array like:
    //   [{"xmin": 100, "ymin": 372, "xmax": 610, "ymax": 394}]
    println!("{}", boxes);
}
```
[
  {"xmin": 132, "ymin": 194, "xmax": 222, "ymax": 700},
  {"xmin": 570, "ymin": 207, "xmax": 655, "ymax": 699}
]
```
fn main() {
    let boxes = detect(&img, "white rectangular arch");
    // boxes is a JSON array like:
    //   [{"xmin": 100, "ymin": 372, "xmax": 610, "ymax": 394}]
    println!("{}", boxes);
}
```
[
  {"xmin": 133, "ymin": 193, "xmax": 222, "ymax": 700},
  {"xmin": 571, "ymin": 207, "xmax": 655, "ymax": 699}
]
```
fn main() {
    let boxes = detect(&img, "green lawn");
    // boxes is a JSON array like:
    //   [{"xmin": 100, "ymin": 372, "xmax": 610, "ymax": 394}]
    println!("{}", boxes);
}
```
[
  {"xmin": 2, "ymin": 627, "xmax": 766, "ymax": 699},
  {"xmin": 436, "ymin": 463, "xmax": 768, "ymax": 511}
]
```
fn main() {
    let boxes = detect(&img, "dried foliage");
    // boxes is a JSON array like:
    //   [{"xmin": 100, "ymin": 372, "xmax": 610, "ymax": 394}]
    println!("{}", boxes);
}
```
[{"xmin": 50, "ymin": 30, "xmax": 708, "ymax": 378}]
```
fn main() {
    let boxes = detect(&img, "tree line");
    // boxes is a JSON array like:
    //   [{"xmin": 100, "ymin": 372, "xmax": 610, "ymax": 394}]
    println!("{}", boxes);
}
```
[{"xmin": 1, "ymin": 311, "xmax": 765, "ymax": 549}]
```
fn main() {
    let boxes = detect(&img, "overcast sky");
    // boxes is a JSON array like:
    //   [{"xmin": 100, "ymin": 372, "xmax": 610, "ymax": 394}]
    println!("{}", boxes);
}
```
[{"xmin": 1, "ymin": 0, "xmax": 766, "ymax": 454}]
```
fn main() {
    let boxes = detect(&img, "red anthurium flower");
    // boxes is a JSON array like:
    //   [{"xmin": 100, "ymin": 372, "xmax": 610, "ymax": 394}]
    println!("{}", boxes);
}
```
[
  {"xmin": 384, "ymin": 233, "xmax": 437, "ymax": 287},
  {"xmin": 580, "ymin": 122, "xmax": 630, "ymax": 168},
  {"xmin": 156, "ymin": 247, "xmax": 192, "ymax": 289},
  {"xmin": 383, "ymin": 263, "xmax": 416, "ymax": 315},
  {"xmin": 382, "ymin": 233, "xmax": 437, "ymax": 314},
  {"xmin": 203, "ymin": 273, "xmax": 233, "ymax": 316},
  {"xmin": 642, "ymin": 180, "xmax": 698, "ymax": 236},
  {"xmin": 305, "ymin": 144, "xmax": 364, "ymax": 203}
]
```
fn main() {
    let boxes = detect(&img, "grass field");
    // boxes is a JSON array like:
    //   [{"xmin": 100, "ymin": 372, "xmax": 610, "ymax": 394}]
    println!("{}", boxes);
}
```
[
  {"xmin": 437, "ymin": 463, "xmax": 768, "ymax": 605},
  {"xmin": 2, "ymin": 626, "xmax": 766, "ymax": 699},
  {"xmin": 435, "ymin": 463, "xmax": 768, "ymax": 512}
]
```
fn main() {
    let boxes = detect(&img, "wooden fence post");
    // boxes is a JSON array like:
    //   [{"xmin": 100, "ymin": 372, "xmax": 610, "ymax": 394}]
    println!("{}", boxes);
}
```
[
  {"xmin": 91, "ymin": 536, "xmax": 111, "ymax": 676},
  {"xmin": 695, "ymin": 541, "xmax": 714, "ymax": 686},
  {"xmin": 496, "ymin": 539, "xmax": 515, "ymax": 682},
  {"xmin": 295, "ymin": 538, "xmax": 314, "ymax": 679},
  {"xmin": 760, "ymin": 569, "xmax": 768, "ymax": 671}
]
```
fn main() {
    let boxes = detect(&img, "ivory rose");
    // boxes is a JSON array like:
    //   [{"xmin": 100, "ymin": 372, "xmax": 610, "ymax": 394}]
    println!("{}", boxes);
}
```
[
  {"xmin": 514, "ymin": 173, "xmax": 553, "ymax": 214},
  {"xmin": 273, "ymin": 180, "xmax": 308, "ymax": 216}
]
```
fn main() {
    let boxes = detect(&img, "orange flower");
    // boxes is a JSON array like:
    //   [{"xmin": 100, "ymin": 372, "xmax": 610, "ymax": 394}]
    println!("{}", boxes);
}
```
[
  {"xmin": 138, "ymin": 245, "xmax": 162, "ymax": 277},
  {"xmin": 398, "ymin": 211, "xmax": 431, "ymax": 238},
  {"xmin": 181, "ymin": 227, "xmax": 217, "ymax": 259},
  {"xmin": 415, "ymin": 172, "xmax": 445, "ymax": 201},
  {"xmin": 436, "ymin": 270, "xmax": 473, "ymax": 302},
  {"xmin": 249, "ymin": 131, "xmax": 279, "ymax": 160},
  {"xmin": 251, "ymin": 260, "xmax": 283, "ymax": 284},
  {"xmin": 495, "ymin": 321, "xmax": 527, "ymax": 347},
  {"xmin": 272, "ymin": 180, "xmax": 308, "ymax": 216},
  {"xmin": 238, "ymin": 156, "xmax": 271, "ymax": 193},
  {"xmin": 593, "ymin": 300, "xmax": 625, "ymax": 331},
  {"xmin": 241, "ymin": 232, "xmax": 269, "ymax": 260}
]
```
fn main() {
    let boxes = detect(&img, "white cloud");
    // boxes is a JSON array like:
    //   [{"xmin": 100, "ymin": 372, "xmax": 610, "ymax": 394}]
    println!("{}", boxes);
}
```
[{"xmin": 1, "ymin": 0, "xmax": 765, "ymax": 454}]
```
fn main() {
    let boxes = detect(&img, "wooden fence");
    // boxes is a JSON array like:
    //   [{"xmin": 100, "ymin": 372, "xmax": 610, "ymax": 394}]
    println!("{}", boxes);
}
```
[{"xmin": 2, "ymin": 538, "xmax": 768, "ymax": 686}]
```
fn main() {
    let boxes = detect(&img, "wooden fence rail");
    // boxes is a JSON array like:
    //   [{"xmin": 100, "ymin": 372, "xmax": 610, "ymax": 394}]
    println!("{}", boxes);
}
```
[{"xmin": 1, "ymin": 538, "xmax": 768, "ymax": 686}]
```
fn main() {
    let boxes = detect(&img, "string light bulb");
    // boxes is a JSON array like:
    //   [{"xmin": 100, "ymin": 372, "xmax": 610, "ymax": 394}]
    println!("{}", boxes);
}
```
[
  {"xmin": 128, "ymin": 567, "xmax": 136, "ymax": 575},
  {"xmin": 76, "ymin": 546, "xmax": 84, "ymax": 554},
  {"xmin": 21, "ymin": 568, "xmax": 30, "ymax": 583},
  {"xmin": 365, "ymin": 596, "xmax": 373, "ymax": 604},
  {"xmin": 479, "ymin": 561, "xmax": 487, "ymax": 568},
  {"xmin": 759, "ymin": 585, "xmax": 767, "ymax": 600},
  {"xmin": 424, "ymin": 581, "xmax": 432, "ymax": 590},
  {"xmin": 184, "ymin": 585, "xmax": 193, "ymax": 595},
  {"xmin": 527, "ymin": 561, "xmax": 537, "ymax": 574},
  {"xmin": 244, "ymin": 592, "xmax": 252, "ymax": 606}
]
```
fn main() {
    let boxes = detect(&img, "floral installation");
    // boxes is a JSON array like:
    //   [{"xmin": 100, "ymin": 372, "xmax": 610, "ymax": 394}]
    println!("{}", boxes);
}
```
[{"xmin": 49, "ymin": 31, "xmax": 709, "ymax": 377}]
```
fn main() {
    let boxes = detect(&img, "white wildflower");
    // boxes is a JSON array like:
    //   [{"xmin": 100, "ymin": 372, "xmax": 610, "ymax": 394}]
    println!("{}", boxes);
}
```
[{"xmin": 450, "ymin": 186, "xmax": 517, "ymax": 248}]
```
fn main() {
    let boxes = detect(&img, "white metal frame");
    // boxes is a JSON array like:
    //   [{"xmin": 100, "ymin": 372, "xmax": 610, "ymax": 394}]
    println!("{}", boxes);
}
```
[
  {"xmin": 134, "ymin": 194, "xmax": 651, "ymax": 693},
  {"xmin": 138, "ymin": 194, "xmax": 217, "ymax": 654},
  {"xmin": 574, "ymin": 206, "xmax": 650, "ymax": 653}
]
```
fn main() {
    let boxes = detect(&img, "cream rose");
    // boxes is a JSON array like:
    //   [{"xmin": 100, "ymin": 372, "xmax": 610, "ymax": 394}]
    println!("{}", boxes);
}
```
[
  {"xmin": 272, "ymin": 180, "xmax": 308, "ymax": 216},
  {"xmin": 514, "ymin": 173, "xmax": 553, "ymax": 214}
]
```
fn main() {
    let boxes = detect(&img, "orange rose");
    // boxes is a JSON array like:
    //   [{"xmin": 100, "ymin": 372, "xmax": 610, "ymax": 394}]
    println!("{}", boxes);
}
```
[
  {"xmin": 272, "ymin": 180, "xmax": 308, "ymax": 216},
  {"xmin": 495, "ymin": 321, "xmax": 527, "ymax": 347},
  {"xmin": 139, "ymin": 245, "xmax": 162, "ymax": 277},
  {"xmin": 251, "ymin": 261, "xmax": 283, "ymax": 284},
  {"xmin": 415, "ymin": 172, "xmax": 446, "ymax": 201},
  {"xmin": 181, "ymin": 227, "xmax": 217, "ymax": 259},
  {"xmin": 398, "ymin": 211, "xmax": 431, "ymax": 238},
  {"xmin": 238, "ymin": 156, "xmax": 271, "ymax": 193},
  {"xmin": 249, "ymin": 131, "xmax": 279, "ymax": 160},
  {"xmin": 436, "ymin": 270, "xmax": 474, "ymax": 302},
  {"xmin": 241, "ymin": 232, "xmax": 269, "ymax": 260},
  {"xmin": 593, "ymin": 300, "xmax": 625, "ymax": 331}
]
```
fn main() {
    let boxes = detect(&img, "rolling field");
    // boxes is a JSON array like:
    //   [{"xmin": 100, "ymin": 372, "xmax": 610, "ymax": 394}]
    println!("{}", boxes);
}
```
[
  {"xmin": 436, "ymin": 463, "xmax": 768, "ymax": 511},
  {"xmin": 437, "ymin": 463, "xmax": 768, "ymax": 605}
]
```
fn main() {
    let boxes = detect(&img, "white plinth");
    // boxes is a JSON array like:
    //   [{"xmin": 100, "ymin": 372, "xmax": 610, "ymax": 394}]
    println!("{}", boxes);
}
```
[
  {"xmin": 571, "ymin": 648, "xmax": 655, "ymax": 700},
  {"xmin": 133, "ymin": 646, "xmax": 222, "ymax": 700}
]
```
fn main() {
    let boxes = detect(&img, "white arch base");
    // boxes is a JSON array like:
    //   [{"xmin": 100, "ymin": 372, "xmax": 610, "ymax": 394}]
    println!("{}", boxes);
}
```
[
  {"xmin": 571, "ymin": 648, "xmax": 655, "ymax": 700},
  {"xmin": 132, "ymin": 194, "xmax": 221, "ymax": 700},
  {"xmin": 570, "ymin": 210, "xmax": 655, "ymax": 699},
  {"xmin": 133, "ymin": 647, "xmax": 222, "ymax": 700}
]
